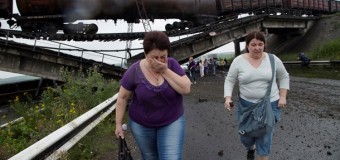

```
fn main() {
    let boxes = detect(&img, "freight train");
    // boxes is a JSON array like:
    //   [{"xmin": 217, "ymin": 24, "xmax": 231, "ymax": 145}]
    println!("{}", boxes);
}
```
[{"xmin": 0, "ymin": 0, "xmax": 339, "ymax": 34}]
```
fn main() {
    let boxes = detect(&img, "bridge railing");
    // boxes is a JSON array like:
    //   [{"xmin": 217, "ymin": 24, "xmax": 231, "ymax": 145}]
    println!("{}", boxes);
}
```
[
  {"xmin": 0, "ymin": 30, "xmax": 128, "ymax": 69},
  {"xmin": 9, "ymin": 94, "xmax": 118, "ymax": 160}
]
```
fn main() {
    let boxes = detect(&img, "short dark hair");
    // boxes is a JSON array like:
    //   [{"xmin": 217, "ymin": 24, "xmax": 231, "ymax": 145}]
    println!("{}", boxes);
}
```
[
  {"xmin": 245, "ymin": 31, "xmax": 266, "ymax": 52},
  {"xmin": 143, "ymin": 31, "xmax": 171, "ymax": 55}
]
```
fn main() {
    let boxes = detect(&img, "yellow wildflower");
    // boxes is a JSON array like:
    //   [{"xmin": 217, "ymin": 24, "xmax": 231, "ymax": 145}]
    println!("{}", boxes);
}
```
[
  {"xmin": 70, "ymin": 107, "xmax": 76, "ymax": 114},
  {"xmin": 15, "ymin": 96, "xmax": 19, "ymax": 102}
]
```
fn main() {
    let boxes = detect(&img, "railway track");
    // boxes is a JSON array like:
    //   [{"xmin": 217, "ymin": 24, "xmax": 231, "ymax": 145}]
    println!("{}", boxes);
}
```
[{"xmin": 0, "ymin": 8, "xmax": 317, "ymax": 42}]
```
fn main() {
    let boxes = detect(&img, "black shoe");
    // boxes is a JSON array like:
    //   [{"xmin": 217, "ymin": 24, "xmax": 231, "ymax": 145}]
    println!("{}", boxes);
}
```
[{"xmin": 247, "ymin": 149, "xmax": 255, "ymax": 160}]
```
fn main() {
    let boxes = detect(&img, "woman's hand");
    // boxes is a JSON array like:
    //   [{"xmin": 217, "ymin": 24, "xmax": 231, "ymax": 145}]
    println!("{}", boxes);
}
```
[
  {"xmin": 149, "ymin": 58, "xmax": 168, "ymax": 73},
  {"xmin": 224, "ymin": 97, "xmax": 233, "ymax": 111},
  {"xmin": 278, "ymin": 96, "xmax": 286, "ymax": 108},
  {"xmin": 115, "ymin": 124, "xmax": 124, "ymax": 139},
  {"xmin": 278, "ymin": 89, "xmax": 288, "ymax": 108}
]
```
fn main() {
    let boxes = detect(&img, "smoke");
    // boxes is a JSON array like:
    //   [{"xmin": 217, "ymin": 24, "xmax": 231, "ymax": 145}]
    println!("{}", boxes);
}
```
[
  {"xmin": 64, "ymin": 0, "xmax": 102, "ymax": 22},
  {"xmin": 63, "ymin": 0, "xmax": 132, "ymax": 23}
]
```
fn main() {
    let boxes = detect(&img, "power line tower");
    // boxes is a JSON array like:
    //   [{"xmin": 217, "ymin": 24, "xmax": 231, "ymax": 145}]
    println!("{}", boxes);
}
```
[
  {"xmin": 136, "ymin": 0, "xmax": 152, "ymax": 32},
  {"xmin": 124, "ymin": 23, "xmax": 133, "ymax": 67},
  {"xmin": 124, "ymin": 0, "xmax": 152, "ymax": 67}
]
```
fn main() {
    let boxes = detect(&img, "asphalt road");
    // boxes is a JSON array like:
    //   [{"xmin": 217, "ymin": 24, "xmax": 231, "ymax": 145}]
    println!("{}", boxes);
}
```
[
  {"xmin": 128, "ymin": 70, "xmax": 340, "ymax": 160},
  {"xmin": 3, "ymin": 69, "xmax": 338, "ymax": 160}
]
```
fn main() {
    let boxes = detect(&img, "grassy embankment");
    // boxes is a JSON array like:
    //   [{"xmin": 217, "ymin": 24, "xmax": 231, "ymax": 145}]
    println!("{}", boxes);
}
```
[
  {"xmin": 0, "ymin": 68, "xmax": 121, "ymax": 159},
  {"xmin": 279, "ymin": 37, "xmax": 340, "ymax": 80}
]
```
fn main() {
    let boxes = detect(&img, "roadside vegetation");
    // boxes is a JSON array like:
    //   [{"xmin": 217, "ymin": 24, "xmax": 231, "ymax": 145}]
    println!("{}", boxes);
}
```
[
  {"xmin": 0, "ymin": 67, "xmax": 120, "ymax": 159},
  {"xmin": 278, "ymin": 37, "xmax": 340, "ymax": 80},
  {"xmin": 279, "ymin": 37, "xmax": 340, "ymax": 61}
]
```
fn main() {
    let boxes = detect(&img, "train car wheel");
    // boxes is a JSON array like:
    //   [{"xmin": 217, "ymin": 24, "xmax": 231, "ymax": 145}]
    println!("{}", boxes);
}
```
[
  {"xmin": 21, "ymin": 24, "xmax": 33, "ymax": 33},
  {"xmin": 165, "ymin": 24, "xmax": 173, "ymax": 31},
  {"xmin": 63, "ymin": 25, "xmax": 74, "ymax": 34},
  {"xmin": 47, "ymin": 24, "xmax": 58, "ymax": 34},
  {"xmin": 173, "ymin": 22, "xmax": 180, "ymax": 29},
  {"xmin": 85, "ymin": 24, "xmax": 98, "ymax": 34}
]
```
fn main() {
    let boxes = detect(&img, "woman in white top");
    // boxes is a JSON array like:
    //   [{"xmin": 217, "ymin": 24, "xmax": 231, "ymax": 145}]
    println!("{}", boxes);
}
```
[
  {"xmin": 199, "ymin": 60, "xmax": 204, "ymax": 77},
  {"xmin": 224, "ymin": 31, "xmax": 289, "ymax": 160}
]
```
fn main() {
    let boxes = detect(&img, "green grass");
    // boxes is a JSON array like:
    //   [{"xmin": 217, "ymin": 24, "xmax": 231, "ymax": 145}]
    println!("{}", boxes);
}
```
[
  {"xmin": 287, "ymin": 67, "xmax": 340, "ymax": 80},
  {"xmin": 279, "ymin": 37, "xmax": 340, "ymax": 61},
  {"xmin": 277, "ymin": 36, "xmax": 340, "ymax": 80},
  {"xmin": 0, "ymin": 68, "xmax": 120, "ymax": 159}
]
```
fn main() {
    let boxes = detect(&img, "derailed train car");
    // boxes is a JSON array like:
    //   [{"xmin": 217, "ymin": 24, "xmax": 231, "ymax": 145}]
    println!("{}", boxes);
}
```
[
  {"xmin": 0, "ymin": 0, "xmax": 12, "ymax": 19},
  {"xmin": 0, "ymin": 0, "xmax": 339, "ymax": 34}
]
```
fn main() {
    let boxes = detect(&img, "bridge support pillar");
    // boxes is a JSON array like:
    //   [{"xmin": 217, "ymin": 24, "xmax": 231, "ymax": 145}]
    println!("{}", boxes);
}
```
[{"xmin": 234, "ymin": 40, "xmax": 241, "ymax": 57}]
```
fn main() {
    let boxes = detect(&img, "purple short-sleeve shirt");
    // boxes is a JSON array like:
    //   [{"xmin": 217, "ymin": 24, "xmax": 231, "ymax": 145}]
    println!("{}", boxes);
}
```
[{"xmin": 120, "ymin": 57, "xmax": 186, "ymax": 127}]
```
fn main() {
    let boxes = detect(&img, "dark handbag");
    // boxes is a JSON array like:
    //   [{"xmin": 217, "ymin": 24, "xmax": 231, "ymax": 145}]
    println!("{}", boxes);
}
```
[
  {"xmin": 118, "ymin": 137, "xmax": 133, "ymax": 160},
  {"xmin": 237, "ymin": 54, "xmax": 275, "ymax": 137}
]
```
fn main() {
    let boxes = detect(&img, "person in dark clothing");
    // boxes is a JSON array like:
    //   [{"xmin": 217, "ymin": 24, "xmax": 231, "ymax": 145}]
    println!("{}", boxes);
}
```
[
  {"xmin": 188, "ymin": 56, "xmax": 197, "ymax": 84},
  {"xmin": 298, "ymin": 53, "xmax": 310, "ymax": 68},
  {"xmin": 224, "ymin": 58, "xmax": 228, "ymax": 71}
]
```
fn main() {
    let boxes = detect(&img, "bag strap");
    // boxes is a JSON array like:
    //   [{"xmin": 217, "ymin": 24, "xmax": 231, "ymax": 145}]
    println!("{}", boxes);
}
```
[{"xmin": 266, "ymin": 53, "xmax": 275, "ymax": 96}]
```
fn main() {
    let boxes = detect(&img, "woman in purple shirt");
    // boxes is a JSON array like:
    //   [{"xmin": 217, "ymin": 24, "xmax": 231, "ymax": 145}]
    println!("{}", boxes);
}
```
[{"xmin": 115, "ymin": 31, "xmax": 191, "ymax": 160}]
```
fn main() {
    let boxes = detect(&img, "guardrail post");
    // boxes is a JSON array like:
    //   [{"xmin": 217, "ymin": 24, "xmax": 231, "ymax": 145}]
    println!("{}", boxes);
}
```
[
  {"xmin": 33, "ymin": 38, "xmax": 37, "ymax": 51},
  {"xmin": 80, "ymin": 50, "xmax": 84, "ymax": 61},
  {"xmin": 102, "ymin": 54, "xmax": 105, "ymax": 64},
  {"xmin": 5, "ymin": 30, "xmax": 9, "ymax": 45},
  {"xmin": 58, "ymin": 44, "xmax": 61, "ymax": 56}
]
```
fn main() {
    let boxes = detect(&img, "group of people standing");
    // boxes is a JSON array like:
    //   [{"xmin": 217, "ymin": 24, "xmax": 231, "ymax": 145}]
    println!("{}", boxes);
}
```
[
  {"xmin": 115, "ymin": 30, "xmax": 289, "ymax": 160},
  {"xmin": 187, "ymin": 56, "xmax": 224, "ymax": 84}
]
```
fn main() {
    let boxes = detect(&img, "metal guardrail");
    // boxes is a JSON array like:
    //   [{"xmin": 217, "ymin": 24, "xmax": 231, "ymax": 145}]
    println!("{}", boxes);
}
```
[
  {"xmin": 8, "ymin": 94, "xmax": 118, "ymax": 160},
  {"xmin": 283, "ymin": 60, "xmax": 340, "ymax": 67}
]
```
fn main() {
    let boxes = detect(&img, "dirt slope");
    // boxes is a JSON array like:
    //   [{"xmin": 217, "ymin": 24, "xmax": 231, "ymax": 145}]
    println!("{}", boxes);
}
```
[{"xmin": 267, "ymin": 14, "xmax": 340, "ymax": 55}]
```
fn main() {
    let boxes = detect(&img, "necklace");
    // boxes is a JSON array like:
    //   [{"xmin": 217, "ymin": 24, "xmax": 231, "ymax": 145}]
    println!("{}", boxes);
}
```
[{"xmin": 144, "ymin": 60, "xmax": 160, "ymax": 86}]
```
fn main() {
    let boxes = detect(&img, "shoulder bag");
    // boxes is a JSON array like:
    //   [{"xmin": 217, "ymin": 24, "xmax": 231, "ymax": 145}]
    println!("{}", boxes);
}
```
[{"xmin": 237, "ymin": 53, "xmax": 275, "ymax": 137}]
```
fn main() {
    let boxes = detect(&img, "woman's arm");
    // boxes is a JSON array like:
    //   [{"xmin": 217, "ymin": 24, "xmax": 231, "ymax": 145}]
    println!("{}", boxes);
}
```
[
  {"xmin": 224, "ymin": 57, "xmax": 239, "ymax": 110},
  {"xmin": 115, "ymin": 86, "xmax": 133, "ymax": 138},
  {"xmin": 278, "ymin": 88, "xmax": 287, "ymax": 108},
  {"xmin": 274, "ymin": 56, "xmax": 289, "ymax": 108},
  {"xmin": 161, "ymin": 68, "xmax": 191, "ymax": 95}
]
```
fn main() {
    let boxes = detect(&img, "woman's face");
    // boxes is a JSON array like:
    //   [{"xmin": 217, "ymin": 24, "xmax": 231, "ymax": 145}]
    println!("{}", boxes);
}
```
[
  {"xmin": 146, "ymin": 48, "xmax": 168, "ymax": 63},
  {"xmin": 247, "ymin": 38, "xmax": 265, "ymax": 58}
]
